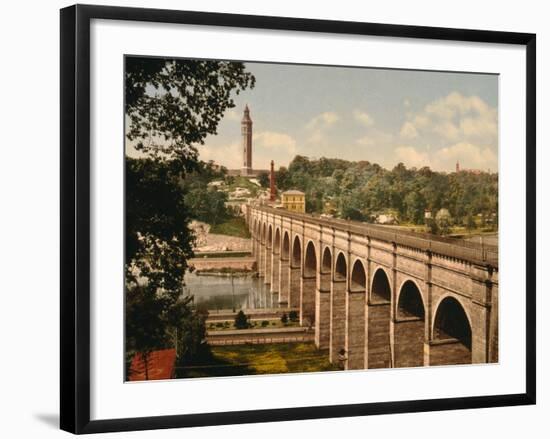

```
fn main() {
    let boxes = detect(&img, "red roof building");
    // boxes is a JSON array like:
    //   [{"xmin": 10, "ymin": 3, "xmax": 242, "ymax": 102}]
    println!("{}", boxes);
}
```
[{"xmin": 128, "ymin": 348, "xmax": 176, "ymax": 381}]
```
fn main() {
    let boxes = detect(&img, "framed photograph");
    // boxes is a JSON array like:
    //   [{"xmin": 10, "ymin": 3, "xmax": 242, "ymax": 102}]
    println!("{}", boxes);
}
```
[{"xmin": 60, "ymin": 4, "xmax": 536, "ymax": 434}]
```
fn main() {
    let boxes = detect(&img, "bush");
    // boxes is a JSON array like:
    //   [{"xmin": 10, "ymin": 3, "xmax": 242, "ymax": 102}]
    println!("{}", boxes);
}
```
[
  {"xmin": 234, "ymin": 310, "xmax": 250, "ymax": 329},
  {"xmin": 261, "ymin": 320, "xmax": 269, "ymax": 327},
  {"xmin": 435, "ymin": 208, "xmax": 452, "ymax": 235},
  {"xmin": 289, "ymin": 310, "xmax": 299, "ymax": 322},
  {"xmin": 281, "ymin": 313, "xmax": 288, "ymax": 324}
]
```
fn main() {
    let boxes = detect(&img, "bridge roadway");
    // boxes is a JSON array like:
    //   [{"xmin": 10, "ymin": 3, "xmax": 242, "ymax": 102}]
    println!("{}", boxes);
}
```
[{"xmin": 246, "ymin": 204, "xmax": 499, "ymax": 370}]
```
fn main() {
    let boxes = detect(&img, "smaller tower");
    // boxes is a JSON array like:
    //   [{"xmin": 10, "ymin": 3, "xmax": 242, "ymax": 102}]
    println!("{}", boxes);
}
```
[
  {"xmin": 270, "ymin": 160, "xmax": 276, "ymax": 202},
  {"xmin": 456, "ymin": 160, "xmax": 460, "ymax": 173}
]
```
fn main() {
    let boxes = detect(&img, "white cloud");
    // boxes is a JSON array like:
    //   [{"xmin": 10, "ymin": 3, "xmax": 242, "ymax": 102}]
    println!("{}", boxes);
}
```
[
  {"xmin": 199, "ymin": 141, "xmax": 242, "ymax": 168},
  {"xmin": 224, "ymin": 109, "xmax": 241, "ymax": 121},
  {"xmin": 393, "ymin": 142, "xmax": 497, "ymax": 171},
  {"xmin": 404, "ymin": 98, "xmax": 411, "ymax": 108},
  {"xmin": 305, "ymin": 112, "xmax": 340, "ymax": 145},
  {"xmin": 254, "ymin": 131, "xmax": 297, "ymax": 153},
  {"xmin": 406, "ymin": 92, "xmax": 497, "ymax": 145},
  {"xmin": 353, "ymin": 110, "xmax": 374, "ymax": 127},
  {"xmin": 394, "ymin": 146, "xmax": 430, "ymax": 168},
  {"xmin": 305, "ymin": 112, "xmax": 339, "ymax": 130},
  {"xmin": 434, "ymin": 142, "xmax": 497, "ymax": 171},
  {"xmin": 356, "ymin": 130, "xmax": 393, "ymax": 148},
  {"xmin": 399, "ymin": 121, "xmax": 418, "ymax": 139}
]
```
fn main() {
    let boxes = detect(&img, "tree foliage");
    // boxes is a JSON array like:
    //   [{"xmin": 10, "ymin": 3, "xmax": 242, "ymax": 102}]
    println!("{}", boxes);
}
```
[
  {"xmin": 125, "ymin": 57, "xmax": 255, "ymax": 164},
  {"xmin": 257, "ymin": 171, "xmax": 270, "ymax": 188},
  {"xmin": 276, "ymin": 156, "xmax": 498, "ymax": 230},
  {"xmin": 234, "ymin": 310, "xmax": 250, "ymax": 329},
  {"xmin": 124, "ymin": 57, "xmax": 255, "ymax": 376}
]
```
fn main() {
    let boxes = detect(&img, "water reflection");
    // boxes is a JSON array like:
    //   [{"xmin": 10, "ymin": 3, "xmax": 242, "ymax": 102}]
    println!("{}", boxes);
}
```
[{"xmin": 184, "ymin": 273, "xmax": 279, "ymax": 312}]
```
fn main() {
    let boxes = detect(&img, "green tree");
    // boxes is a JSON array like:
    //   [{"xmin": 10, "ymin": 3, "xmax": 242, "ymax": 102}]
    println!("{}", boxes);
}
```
[
  {"xmin": 257, "ymin": 171, "xmax": 270, "ymax": 188},
  {"xmin": 425, "ymin": 217, "xmax": 439, "ymax": 235},
  {"xmin": 184, "ymin": 187, "xmax": 228, "ymax": 225},
  {"xmin": 404, "ymin": 191, "xmax": 425, "ymax": 224},
  {"xmin": 435, "ymin": 208, "xmax": 453, "ymax": 235},
  {"xmin": 125, "ymin": 285, "xmax": 170, "ymax": 380},
  {"xmin": 126, "ymin": 158, "xmax": 194, "ymax": 295},
  {"xmin": 125, "ymin": 57, "xmax": 255, "ymax": 372},
  {"xmin": 289, "ymin": 310, "xmax": 299, "ymax": 322},
  {"xmin": 234, "ymin": 310, "xmax": 250, "ymax": 329},
  {"xmin": 464, "ymin": 212, "xmax": 476, "ymax": 231},
  {"xmin": 125, "ymin": 57, "xmax": 255, "ymax": 164}
]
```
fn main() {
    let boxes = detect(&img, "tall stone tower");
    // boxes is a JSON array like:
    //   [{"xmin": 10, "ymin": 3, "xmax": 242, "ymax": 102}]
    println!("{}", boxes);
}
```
[{"xmin": 241, "ymin": 105, "xmax": 253, "ymax": 176}]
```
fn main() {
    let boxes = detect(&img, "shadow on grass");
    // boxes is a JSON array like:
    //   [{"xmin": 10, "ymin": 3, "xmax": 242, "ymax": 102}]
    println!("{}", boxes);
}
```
[
  {"xmin": 175, "ymin": 343, "xmax": 337, "ymax": 379},
  {"xmin": 175, "ymin": 350, "xmax": 254, "ymax": 378}
]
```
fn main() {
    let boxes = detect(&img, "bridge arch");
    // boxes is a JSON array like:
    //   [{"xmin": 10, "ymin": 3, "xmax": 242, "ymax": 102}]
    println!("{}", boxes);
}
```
[
  {"xmin": 301, "ymin": 241, "xmax": 317, "ymax": 326},
  {"xmin": 432, "ymin": 295, "xmax": 472, "ymax": 340},
  {"xmin": 366, "ymin": 267, "xmax": 392, "ymax": 369},
  {"xmin": 397, "ymin": 279, "xmax": 425, "ymax": 319},
  {"xmin": 348, "ymin": 259, "xmax": 366, "ymax": 369},
  {"xmin": 371, "ymin": 267, "xmax": 391, "ymax": 302},
  {"xmin": 431, "ymin": 296, "xmax": 472, "ymax": 365},
  {"xmin": 321, "ymin": 247, "xmax": 332, "ymax": 274},
  {"xmin": 292, "ymin": 235, "xmax": 302, "ymax": 267},
  {"xmin": 304, "ymin": 241, "xmax": 317, "ymax": 277},
  {"xmin": 350, "ymin": 259, "xmax": 367, "ymax": 292},
  {"xmin": 261, "ymin": 222, "xmax": 266, "ymax": 244},
  {"xmin": 274, "ymin": 228, "xmax": 281, "ymax": 254},
  {"xmin": 316, "ymin": 246, "xmax": 332, "ymax": 350},
  {"xmin": 282, "ymin": 231, "xmax": 290, "ymax": 260},
  {"xmin": 330, "ymin": 251, "xmax": 348, "ymax": 363},
  {"xmin": 393, "ymin": 279, "xmax": 426, "ymax": 367},
  {"xmin": 267, "ymin": 224, "xmax": 273, "ymax": 249},
  {"xmin": 288, "ymin": 235, "xmax": 302, "ymax": 308},
  {"xmin": 335, "ymin": 252, "xmax": 347, "ymax": 281}
]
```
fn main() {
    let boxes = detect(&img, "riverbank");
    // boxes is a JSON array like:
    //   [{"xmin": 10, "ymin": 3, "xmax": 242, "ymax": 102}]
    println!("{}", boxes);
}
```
[{"xmin": 189, "ymin": 256, "xmax": 256, "ymax": 273}]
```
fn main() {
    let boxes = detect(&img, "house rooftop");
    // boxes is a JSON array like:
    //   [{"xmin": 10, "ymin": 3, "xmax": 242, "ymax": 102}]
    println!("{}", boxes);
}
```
[{"xmin": 128, "ymin": 348, "xmax": 176, "ymax": 381}]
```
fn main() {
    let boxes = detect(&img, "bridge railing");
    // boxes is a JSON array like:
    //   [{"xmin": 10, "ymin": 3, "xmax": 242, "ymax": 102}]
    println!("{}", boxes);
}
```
[{"xmin": 249, "ymin": 205, "xmax": 498, "ymax": 267}]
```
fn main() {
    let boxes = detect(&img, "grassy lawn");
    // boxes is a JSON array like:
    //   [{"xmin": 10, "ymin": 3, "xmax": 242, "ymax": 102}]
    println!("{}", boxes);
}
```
[
  {"xmin": 177, "ymin": 343, "xmax": 338, "ymax": 378},
  {"xmin": 209, "ymin": 217, "xmax": 251, "ymax": 238}
]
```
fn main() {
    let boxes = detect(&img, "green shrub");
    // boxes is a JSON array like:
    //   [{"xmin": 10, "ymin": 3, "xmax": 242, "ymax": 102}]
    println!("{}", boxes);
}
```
[
  {"xmin": 234, "ymin": 310, "xmax": 250, "ymax": 329},
  {"xmin": 281, "ymin": 313, "xmax": 288, "ymax": 324},
  {"xmin": 289, "ymin": 311, "xmax": 298, "ymax": 322},
  {"xmin": 261, "ymin": 320, "xmax": 269, "ymax": 327}
]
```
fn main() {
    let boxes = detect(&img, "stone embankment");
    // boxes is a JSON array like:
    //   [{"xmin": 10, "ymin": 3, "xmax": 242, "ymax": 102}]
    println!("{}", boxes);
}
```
[
  {"xmin": 207, "ymin": 326, "xmax": 314, "ymax": 346},
  {"xmin": 190, "ymin": 220, "xmax": 252, "ymax": 253},
  {"xmin": 189, "ymin": 257, "xmax": 256, "ymax": 273}
]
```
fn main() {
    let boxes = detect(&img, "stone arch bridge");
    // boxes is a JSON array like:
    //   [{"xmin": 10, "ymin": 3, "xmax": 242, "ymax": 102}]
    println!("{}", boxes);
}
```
[{"xmin": 246, "ymin": 204, "xmax": 498, "ymax": 370}]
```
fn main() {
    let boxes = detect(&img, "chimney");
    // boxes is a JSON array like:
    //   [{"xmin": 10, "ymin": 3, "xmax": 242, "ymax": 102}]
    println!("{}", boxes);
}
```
[{"xmin": 270, "ymin": 160, "xmax": 276, "ymax": 202}]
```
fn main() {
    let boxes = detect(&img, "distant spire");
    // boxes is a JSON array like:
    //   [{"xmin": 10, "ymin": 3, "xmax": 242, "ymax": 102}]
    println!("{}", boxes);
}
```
[
  {"xmin": 456, "ymin": 160, "xmax": 460, "ymax": 173},
  {"xmin": 242, "ymin": 104, "xmax": 251, "ymax": 122}
]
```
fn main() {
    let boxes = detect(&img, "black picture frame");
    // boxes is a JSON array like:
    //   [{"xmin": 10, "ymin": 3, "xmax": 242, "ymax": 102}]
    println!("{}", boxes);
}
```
[{"xmin": 60, "ymin": 4, "xmax": 536, "ymax": 434}]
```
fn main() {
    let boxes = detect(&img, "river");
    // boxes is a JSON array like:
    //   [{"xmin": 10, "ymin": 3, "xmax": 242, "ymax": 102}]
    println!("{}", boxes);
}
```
[{"xmin": 183, "ymin": 273, "xmax": 280, "ymax": 311}]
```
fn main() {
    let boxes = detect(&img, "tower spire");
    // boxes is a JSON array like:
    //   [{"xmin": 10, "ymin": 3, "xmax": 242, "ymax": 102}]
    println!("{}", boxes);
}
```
[{"xmin": 241, "ymin": 105, "xmax": 253, "ymax": 175}]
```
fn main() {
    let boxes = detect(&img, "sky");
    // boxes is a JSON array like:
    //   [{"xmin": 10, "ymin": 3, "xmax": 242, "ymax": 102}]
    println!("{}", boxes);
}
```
[{"xmin": 129, "ymin": 61, "xmax": 499, "ymax": 173}]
